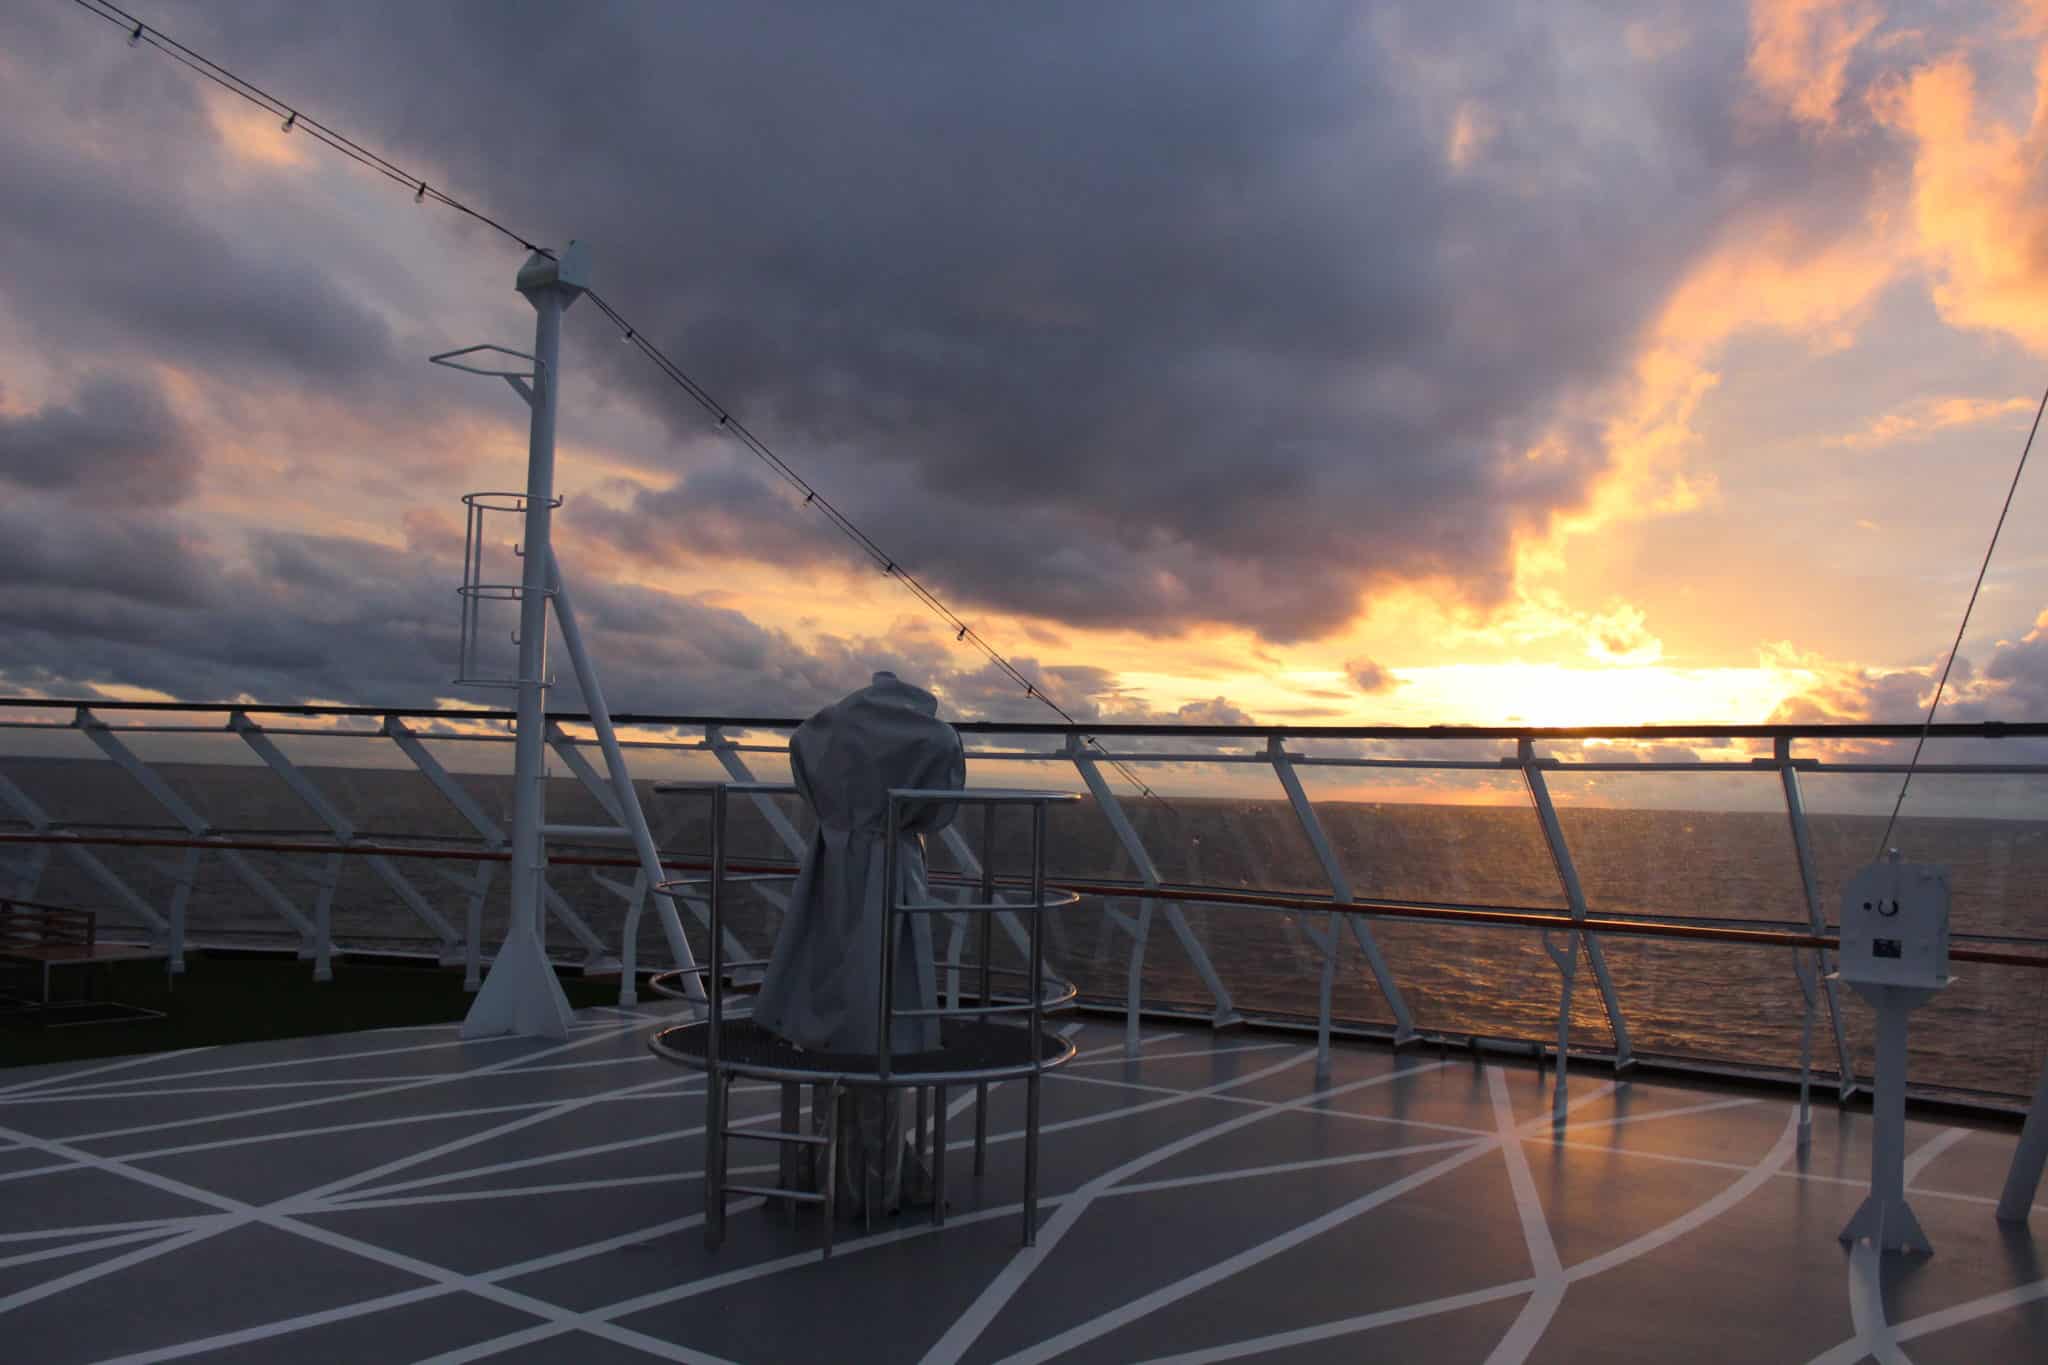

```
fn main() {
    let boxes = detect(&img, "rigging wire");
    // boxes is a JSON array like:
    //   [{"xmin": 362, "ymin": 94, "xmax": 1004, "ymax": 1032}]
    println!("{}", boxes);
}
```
[
  {"xmin": 65, "ymin": 0, "xmax": 1166, "ymax": 804},
  {"xmin": 1875, "ymin": 380, "xmax": 2048, "ymax": 857}
]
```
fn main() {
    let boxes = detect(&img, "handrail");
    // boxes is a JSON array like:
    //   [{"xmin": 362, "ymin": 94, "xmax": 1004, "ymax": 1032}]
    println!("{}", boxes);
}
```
[
  {"xmin": 9, "ymin": 695, "xmax": 2048, "ymax": 1106},
  {"xmin": 4, "ymin": 696, "xmax": 2048, "ymax": 742},
  {"xmin": 4, "ymin": 827, "xmax": 2044, "ymax": 970}
]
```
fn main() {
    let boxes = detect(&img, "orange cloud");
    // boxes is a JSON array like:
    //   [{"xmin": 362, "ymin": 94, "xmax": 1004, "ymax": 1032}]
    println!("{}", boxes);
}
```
[
  {"xmin": 1748, "ymin": 0, "xmax": 1885, "ymax": 128},
  {"xmin": 1874, "ymin": 45, "xmax": 2048, "ymax": 349},
  {"xmin": 1826, "ymin": 393, "xmax": 2038, "ymax": 448},
  {"xmin": 202, "ymin": 88, "xmax": 311, "ymax": 171}
]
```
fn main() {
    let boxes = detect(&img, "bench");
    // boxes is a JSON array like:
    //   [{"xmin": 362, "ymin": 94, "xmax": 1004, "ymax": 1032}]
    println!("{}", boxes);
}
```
[{"xmin": 0, "ymin": 898, "xmax": 166, "ymax": 1021}]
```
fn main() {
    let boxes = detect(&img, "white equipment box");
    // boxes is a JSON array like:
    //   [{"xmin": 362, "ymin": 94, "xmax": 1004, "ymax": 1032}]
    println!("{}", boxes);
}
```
[{"xmin": 1838, "ymin": 859, "xmax": 1950, "ymax": 990}]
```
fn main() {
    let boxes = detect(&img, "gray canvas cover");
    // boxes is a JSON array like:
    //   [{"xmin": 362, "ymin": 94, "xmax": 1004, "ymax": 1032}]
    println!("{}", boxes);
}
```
[{"xmin": 754, "ymin": 671, "xmax": 964, "ymax": 1054}]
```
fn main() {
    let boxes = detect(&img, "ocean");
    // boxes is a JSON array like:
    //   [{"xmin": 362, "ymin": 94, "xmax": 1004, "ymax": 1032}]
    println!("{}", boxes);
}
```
[{"xmin": 7, "ymin": 756, "xmax": 2046, "ymax": 1098}]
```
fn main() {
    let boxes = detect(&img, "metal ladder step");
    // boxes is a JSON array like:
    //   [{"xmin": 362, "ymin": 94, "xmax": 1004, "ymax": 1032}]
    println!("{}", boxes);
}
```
[
  {"xmin": 725, "ymin": 1127, "xmax": 828, "ymax": 1148},
  {"xmin": 724, "ymin": 1182, "xmax": 827, "ymax": 1204}
]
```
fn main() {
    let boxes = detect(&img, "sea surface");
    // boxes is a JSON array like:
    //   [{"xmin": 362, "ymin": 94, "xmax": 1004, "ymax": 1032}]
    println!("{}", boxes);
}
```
[{"xmin": 7, "ymin": 757, "xmax": 2047, "ymax": 1098}]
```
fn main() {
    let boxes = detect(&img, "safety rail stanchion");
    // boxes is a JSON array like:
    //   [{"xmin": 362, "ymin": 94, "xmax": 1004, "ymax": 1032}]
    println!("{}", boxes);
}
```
[
  {"xmin": 1026, "ymin": 796, "xmax": 1047, "ymax": 1244},
  {"xmin": 1778, "ymin": 736, "xmax": 1859, "ymax": 1101},
  {"xmin": 878, "ymin": 786, "xmax": 1081, "ymax": 1245},
  {"xmin": 1519, "ymin": 737, "xmax": 1633, "ymax": 1123},
  {"xmin": 976, "ymin": 803, "xmax": 996, "ymax": 1175},
  {"xmin": 704, "ymin": 782, "xmax": 726, "ymax": 1249}
]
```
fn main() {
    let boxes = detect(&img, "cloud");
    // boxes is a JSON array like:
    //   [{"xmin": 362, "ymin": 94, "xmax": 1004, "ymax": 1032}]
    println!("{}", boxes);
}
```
[
  {"xmin": 1345, "ymin": 658, "xmax": 1399, "ymax": 693},
  {"xmin": 132, "ymin": 2, "xmax": 1860, "ymax": 644},
  {"xmin": 0, "ymin": 373, "xmax": 199, "ymax": 500},
  {"xmin": 1747, "ymin": 0, "xmax": 1886, "ymax": 128},
  {"xmin": 1873, "ymin": 44, "xmax": 2048, "ymax": 349},
  {"xmin": 1585, "ymin": 603, "xmax": 1663, "ymax": 666},
  {"xmin": 1825, "ymin": 393, "xmax": 2038, "ymax": 448}
]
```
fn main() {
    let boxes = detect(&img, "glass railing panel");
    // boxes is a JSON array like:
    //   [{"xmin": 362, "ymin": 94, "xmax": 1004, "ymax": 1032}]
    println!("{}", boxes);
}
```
[
  {"xmin": 1288, "ymin": 753, "xmax": 1572, "ymax": 1042},
  {"xmin": 2, "ymin": 722, "xmax": 171, "ymax": 830},
  {"xmin": 1540, "ymin": 767, "xmax": 1812, "ymax": 1072},
  {"xmin": 1542, "ymin": 768, "xmax": 1809, "ymax": 924}
]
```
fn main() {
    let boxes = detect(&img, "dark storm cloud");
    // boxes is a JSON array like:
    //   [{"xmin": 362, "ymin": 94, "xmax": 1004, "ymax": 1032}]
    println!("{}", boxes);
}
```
[
  {"xmin": 0, "ymin": 515, "xmax": 986, "ymax": 718},
  {"xmin": 0, "ymin": 114, "xmax": 401, "ymax": 389},
  {"xmin": 1346, "ymin": 658, "xmax": 1397, "ymax": 694},
  {"xmin": 0, "ymin": 2, "xmax": 1923, "ymax": 716},
  {"xmin": 0, "ymin": 497, "xmax": 212, "ymax": 609},
  {"xmin": 0, "ymin": 373, "xmax": 199, "ymax": 500},
  {"xmin": 140, "ymin": 1, "xmax": 1890, "ymax": 642}
]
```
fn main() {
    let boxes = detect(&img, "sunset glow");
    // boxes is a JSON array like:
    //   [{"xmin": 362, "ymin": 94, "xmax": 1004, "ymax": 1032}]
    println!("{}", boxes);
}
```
[{"xmin": 8, "ymin": 3, "xmax": 2048, "ymax": 737}]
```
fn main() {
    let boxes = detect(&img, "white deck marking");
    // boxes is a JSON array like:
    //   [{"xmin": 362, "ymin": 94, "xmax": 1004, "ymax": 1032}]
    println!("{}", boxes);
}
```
[
  {"xmin": 0, "ymin": 1224, "xmax": 223, "ymax": 1316},
  {"xmin": 1563, "ymin": 1109, "xmax": 1800, "ymax": 1281},
  {"xmin": 1106, "ymin": 1135, "xmax": 1485, "ymax": 1196},
  {"xmin": 1048, "ymin": 1066, "xmax": 1495, "ymax": 1137},
  {"xmin": 90, "ymin": 1285, "xmax": 458, "ymax": 1365},
  {"xmin": 0, "ymin": 1223, "xmax": 225, "ymax": 1272},
  {"xmin": 0, "ymin": 1160, "xmax": 78, "ymax": 1186},
  {"xmin": 3, "ymin": 1033, "xmax": 533, "ymax": 1099},
  {"xmin": 1893, "ymin": 1275, "xmax": 2048, "ymax": 1343},
  {"xmin": 1059, "ymin": 1040, "xmax": 1303, "ymax": 1070},
  {"xmin": 0, "ymin": 1025, "xmax": 657, "ymax": 1323},
  {"xmin": 7, "ymin": 1017, "xmax": 2045, "ymax": 1365},
  {"xmin": 1817, "ymin": 1241, "xmax": 1918, "ymax": 1365},
  {"xmin": 1478, "ymin": 1067, "xmax": 1566, "ymax": 1365},
  {"xmin": 1541, "ymin": 1133, "xmax": 2048, "ymax": 1215},
  {"xmin": 0, "ymin": 1047, "xmax": 216, "ymax": 1099},
  {"xmin": 420, "ymin": 1194, "xmax": 1078, "ymax": 1363},
  {"xmin": 4, "ymin": 1073, "xmax": 759, "ymax": 1365},
  {"xmin": 0, "ymin": 1214, "xmax": 208, "ymax": 1245},
  {"xmin": 923, "ymin": 1051, "xmax": 1420, "ymax": 1365},
  {"xmin": 283, "ymin": 1069, "xmax": 695, "ymax": 1208},
  {"xmin": 1902, "ymin": 1126, "xmax": 1970, "ymax": 1187},
  {"xmin": 997, "ymin": 1142, "xmax": 1496, "ymax": 1365},
  {"xmin": 0, "ymin": 1052, "xmax": 662, "ymax": 1106},
  {"xmin": 989, "ymin": 1073, "xmax": 1616, "ymax": 1365},
  {"xmin": 1559, "ymin": 1094, "xmax": 1759, "ymax": 1133},
  {"xmin": 1120, "ymin": 1091, "xmax": 1792, "ymax": 1365},
  {"xmin": 1127, "ymin": 1279, "xmax": 1542, "ymax": 1365},
  {"xmin": 323, "ymin": 1169, "xmax": 705, "ymax": 1211},
  {"xmin": 58, "ymin": 1020, "xmax": 647, "ymax": 1144}
]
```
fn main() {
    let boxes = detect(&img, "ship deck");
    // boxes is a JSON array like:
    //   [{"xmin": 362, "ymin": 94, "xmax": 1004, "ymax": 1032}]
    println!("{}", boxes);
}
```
[{"xmin": 1, "ymin": 1006, "xmax": 2044, "ymax": 1364}]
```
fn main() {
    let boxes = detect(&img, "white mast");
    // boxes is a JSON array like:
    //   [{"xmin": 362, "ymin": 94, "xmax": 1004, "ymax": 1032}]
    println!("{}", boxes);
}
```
[{"xmin": 458, "ymin": 243, "xmax": 589, "ymax": 1041}]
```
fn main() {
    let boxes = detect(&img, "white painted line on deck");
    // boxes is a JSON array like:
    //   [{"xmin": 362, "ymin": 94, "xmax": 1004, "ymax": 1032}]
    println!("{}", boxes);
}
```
[
  {"xmin": 1481, "ymin": 1066, "xmax": 1566, "ymax": 1365},
  {"xmin": 1903, "ymin": 1126, "xmax": 1970, "ymax": 1188}
]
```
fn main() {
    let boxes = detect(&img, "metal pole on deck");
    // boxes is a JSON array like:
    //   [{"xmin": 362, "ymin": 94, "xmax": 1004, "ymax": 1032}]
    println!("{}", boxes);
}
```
[{"xmin": 461, "ymin": 243, "xmax": 590, "ymax": 1041}]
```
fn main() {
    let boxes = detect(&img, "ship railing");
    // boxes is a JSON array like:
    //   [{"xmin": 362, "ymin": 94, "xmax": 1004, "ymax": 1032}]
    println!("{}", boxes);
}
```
[{"xmin": 3, "ymin": 699, "xmax": 2048, "ymax": 1115}]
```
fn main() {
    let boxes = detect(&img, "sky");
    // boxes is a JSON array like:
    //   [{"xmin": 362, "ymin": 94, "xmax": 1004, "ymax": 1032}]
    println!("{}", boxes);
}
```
[{"xmin": 10, "ymin": 0, "xmax": 2048, "ymax": 761}]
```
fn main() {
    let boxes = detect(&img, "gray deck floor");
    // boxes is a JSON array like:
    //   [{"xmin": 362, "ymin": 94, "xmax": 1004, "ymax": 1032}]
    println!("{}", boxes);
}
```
[{"xmin": 1, "ymin": 1007, "xmax": 2044, "ymax": 1363}]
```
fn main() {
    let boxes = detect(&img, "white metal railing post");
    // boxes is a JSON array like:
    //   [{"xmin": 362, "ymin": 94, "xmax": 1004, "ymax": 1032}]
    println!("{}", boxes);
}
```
[
  {"xmin": 161, "ymin": 846, "xmax": 199, "ymax": 974},
  {"xmin": 1064, "ymin": 739, "xmax": 1152, "ymax": 1052},
  {"xmin": 1519, "ymin": 737, "xmax": 1634, "ymax": 1119},
  {"xmin": 1268, "ymin": 736, "xmax": 1417, "ymax": 1075},
  {"xmin": 706, "ymin": 725, "xmax": 805, "ymax": 854},
  {"xmin": 309, "ymin": 852, "xmax": 340, "ymax": 981},
  {"xmin": 1777, "ymin": 736, "xmax": 1859, "ymax": 1100},
  {"xmin": 1997, "ymin": 1050, "xmax": 2048, "ymax": 1221},
  {"xmin": 1067, "ymin": 734, "xmax": 1240, "ymax": 1037},
  {"xmin": 544, "ymin": 552, "xmax": 703, "ymax": 1009},
  {"xmin": 383, "ymin": 716, "xmax": 497, "ymax": 987}
]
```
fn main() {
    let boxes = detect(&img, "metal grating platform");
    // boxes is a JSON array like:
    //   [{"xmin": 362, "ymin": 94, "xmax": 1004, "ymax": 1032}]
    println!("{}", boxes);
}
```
[{"xmin": 0, "ymin": 1006, "xmax": 2044, "ymax": 1363}]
